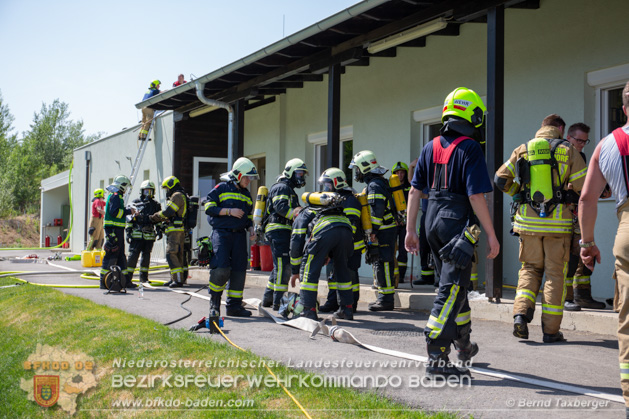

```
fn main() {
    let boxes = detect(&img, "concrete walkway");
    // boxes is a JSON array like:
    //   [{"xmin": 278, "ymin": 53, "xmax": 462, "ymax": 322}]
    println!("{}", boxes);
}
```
[{"xmin": 1, "ymin": 249, "xmax": 625, "ymax": 418}]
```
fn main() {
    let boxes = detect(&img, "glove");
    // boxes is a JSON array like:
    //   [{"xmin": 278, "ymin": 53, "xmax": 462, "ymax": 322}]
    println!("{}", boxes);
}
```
[
  {"xmin": 88, "ymin": 227, "xmax": 95, "ymax": 236},
  {"xmin": 439, "ymin": 225, "xmax": 480, "ymax": 270},
  {"xmin": 365, "ymin": 244, "xmax": 380, "ymax": 265},
  {"xmin": 156, "ymin": 230, "xmax": 163, "ymax": 241},
  {"xmin": 149, "ymin": 213, "xmax": 161, "ymax": 223}
]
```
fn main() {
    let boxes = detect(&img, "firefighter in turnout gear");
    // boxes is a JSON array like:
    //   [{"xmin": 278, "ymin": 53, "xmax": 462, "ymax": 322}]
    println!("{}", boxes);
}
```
[
  {"xmin": 124, "ymin": 181, "xmax": 162, "ymax": 284},
  {"xmin": 406, "ymin": 87, "xmax": 499, "ymax": 380},
  {"xmin": 205, "ymin": 157, "xmax": 258, "ymax": 318},
  {"xmin": 100, "ymin": 175, "xmax": 137, "ymax": 289},
  {"xmin": 315, "ymin": 168, "xmax": 364, "ymax": 314},
  {"xmin": 290, "ymin": 190, "xmax": 354, "ymax": 321},
  {"xmin": 87, "ymin": 188, "xmax": 106, "ymax": 250},
  {"xmin": 150, "ymin": 176, "xmax": 187, "ymax": 288},
  {"xmin": 349, "ymin": 150, "xmax": 397, "ymax": 311},
  {"xmin": 495, "ymin": 118, "xmax": 587, "ymax": 343},
  {"xmin": 391, "ymin": 162, "xmax": 411, "ymax": 283},
  {"xmin": 138, "ymin": 80, "xmax": 160, "ymax": 141},
  {"xmin": 261, "ymin": 158, "xmax": 307, "ymax": 310}
]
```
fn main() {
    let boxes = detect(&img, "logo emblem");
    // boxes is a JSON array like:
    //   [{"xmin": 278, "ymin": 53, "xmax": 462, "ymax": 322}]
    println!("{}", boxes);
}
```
[{"xmin": 34, "ymin": 375, "xmax": 59, "ymax": 407}]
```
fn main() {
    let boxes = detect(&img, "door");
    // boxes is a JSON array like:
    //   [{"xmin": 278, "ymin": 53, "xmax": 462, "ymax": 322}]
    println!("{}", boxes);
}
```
[{"xmin": 193, "ymin": 157, "xmax": 228, "ymax": 244}]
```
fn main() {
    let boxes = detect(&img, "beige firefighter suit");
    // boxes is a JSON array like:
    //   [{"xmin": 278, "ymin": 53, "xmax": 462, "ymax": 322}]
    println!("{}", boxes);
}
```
[
  {"xmin": 151, "ymin": 191, "xmax": 187, "ymax": 285},
  {"xmin": 495, "ymin": 126, "xmax": 587, "ymax": 335}
]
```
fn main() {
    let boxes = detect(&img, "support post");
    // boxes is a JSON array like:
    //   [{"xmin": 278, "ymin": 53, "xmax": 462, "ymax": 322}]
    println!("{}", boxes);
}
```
[{"xmin": 327, "ymin": 64, "xmax": 341, "ymax": 168}]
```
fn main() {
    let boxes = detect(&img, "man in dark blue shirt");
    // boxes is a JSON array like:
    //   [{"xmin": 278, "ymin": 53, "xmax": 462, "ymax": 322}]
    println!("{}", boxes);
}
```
[
  {"xmin": 139, "ymin": 80, "xmax": 160, "ymax": 141},
  {"xmin": 406, "ymin": 87, "xmax": 500, "ymax": 381},
  {"xmin": 205, "ymin": 158, "xmax": 258, "ymax": 317}
]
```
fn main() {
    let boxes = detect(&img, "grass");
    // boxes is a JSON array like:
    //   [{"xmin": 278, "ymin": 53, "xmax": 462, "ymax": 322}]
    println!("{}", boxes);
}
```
[{"xmin": 0, "ymin": 277, "xmax": 455, "ymax": 418}]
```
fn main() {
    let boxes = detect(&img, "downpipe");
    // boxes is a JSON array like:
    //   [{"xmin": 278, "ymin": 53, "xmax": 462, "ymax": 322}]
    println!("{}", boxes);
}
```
[{"xmin": 195, "ymin": 82, "xmax": 235, "ymax": 168}]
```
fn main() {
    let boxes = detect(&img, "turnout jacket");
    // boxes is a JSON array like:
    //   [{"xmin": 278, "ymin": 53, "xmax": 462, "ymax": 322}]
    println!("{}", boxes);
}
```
[
  {"xmin": 126, "ymin": 197, "xmax": 162, "ymax": 240},
  {"xmin": 289, "ymin": 207, "xmax": 352, "ymax": 274},
  {"xmin": 494, "ymin": 126, "xmax": 587, "ymax": 236},
  {"xmin": 204, "ymin": 181, "xmax": 253, "ymax": 230},
  {"xmin": 104, "ymin": 193, "xmax": 132, "ymax": 230},
  {"xmin": 339, "ymin": 189, "xmax": 365, "ymax": 252},
  {"xmin": 365, "ymin": 174, "xmax": 396, "ymax": 233},
  {"xmin": 264, "ymin": 178, "xmax": 300, "ymax": 234},
  {"xmin": 153, "ymin": 191, "xmax": 187, "ymax": 234}
]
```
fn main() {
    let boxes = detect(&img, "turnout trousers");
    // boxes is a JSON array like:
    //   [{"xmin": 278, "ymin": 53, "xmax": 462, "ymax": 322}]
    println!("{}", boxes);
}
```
[
  {"xmin": 513, "ymin": 234, "xmax": 570, "ymax": 335},
  {"xmin": 423, "ymin": 192, "xmax": 474, "ymax": 347},
  {"xmin": 209, "ymin": 229, "xmax": 248, "ymax": 309},
  {"xmin": 613, "ymin": 203, "xmax": 629, "ymax": 406},
  {"xmin": 263, "ymin": 229, "xmax": 291, "ymax": 306},
  {"xmin": 299, "ymin": 228, "xmax": 354, "ymax": 309},
  {"xmin": 126, "ymin": 239, "xmax": 154, "ymax": 282},
  {"xmin": 100, "ymin": 227, "xmax": 128, "ymax": 287},
  {"xmin": 166, "ymin": 231, "xmax": 185, "ymax": 283}
]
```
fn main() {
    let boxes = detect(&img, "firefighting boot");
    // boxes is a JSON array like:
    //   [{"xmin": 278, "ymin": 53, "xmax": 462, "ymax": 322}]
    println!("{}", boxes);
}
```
[
  {"xmin": 543, "ymin": 331, "xmax": 567, "ymax": 343},
  {"xmin": 99, "ymin": 273, "xmax": 107, "ymax": 290},
  {"xmin": 318, "ymin": 289, "xmax": 340, "ymax": 313},
  {"xmin": 353, "ymin": 290, "xmax": 360, "ymax": 313},
  {"xmin": 368, "ymin": 294, "xmax": 394, "ymax": 312},
  {"xmin": 513, "ymin": 315, "xmax": 529, "ymax": 340},
  {"xmin": 300, "ymin": 307, "xmax": 319, "ymax": 321},
  {"xmin": 226, "ymin": 301, "xmax": 252, "ymax": 317},
  {"xmin": 169, "ymin": 272, "xmax": 184, "ymax": 288},
  {"xmin": 413, "ymin": 272, "xmax": 434, "ymax": 286},
  {"xmin": 564, "ymin": 300, "xmax": 582, "ymax": 311},
  {"xmin": 574, "ymin": 288, "xmax": 606, "ymax": 309},
  {"xmin": 262, "ymin": 287, "xmax": 273, "ymax": 307},
  {"xmin": 425, "ymin": 344, "xmax": 471, "ymax": 380},
  {"xmin": 453, "ymin": 334, "xmax": 479, "ymax": 364},
  {"xmin": 209, "ymin": 292, "xmax": 222, "ymax": 317},
  {"xmin": 125, "ymin": 273, "xmax": 138, "ymax": 289},
  {"xmin": 139, "ymin": 271, "xmax": 149, "ymax": 284},
  {"xmin": 334, "ymin": 305, "xmax": 354, "ymax": 321}
]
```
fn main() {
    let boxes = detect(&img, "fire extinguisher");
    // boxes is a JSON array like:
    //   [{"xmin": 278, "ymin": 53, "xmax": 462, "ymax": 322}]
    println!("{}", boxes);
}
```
[
  {"xmin": 250, "ymin": 244, "xmax": 261, "ymax": 270},
  {"xmin": 57, "ymin": 235, "xmax": 63, "ymax": 246},
  {"xmin": 45, "ymin": 236, "xmax": 51, "ymax": 247}
]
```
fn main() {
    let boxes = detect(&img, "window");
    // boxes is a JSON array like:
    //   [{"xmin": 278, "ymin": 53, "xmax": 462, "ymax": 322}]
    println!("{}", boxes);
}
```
[
  {"xmin": 143, "ymin": 170, "xmax": 150, "ymax": 181},
  {"xmin": 108, "ymin": 178, "xmax": 113, "ymax": 186},
  {"xmin": 587, "ymin": 63, "xmax": 629, "ymax": 140},
  {"xmin": 308, "ymin": 126, "xmax": 353, "ymax": 190}
]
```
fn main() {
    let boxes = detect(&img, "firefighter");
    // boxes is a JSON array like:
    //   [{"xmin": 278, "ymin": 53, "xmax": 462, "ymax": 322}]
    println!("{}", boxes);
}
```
[
  {"xmin": 150, "ymin": 176, "xmax": 187, "ymax": 288},
  {"xmin": 413, "ymin": 198, "xmax": 437, "ymax": 286},
  {"xmin": 495, "ymin": 117, "xmax": 587, "ymax": 343},
  {"xmin": 406, "ymin": 87, "xmax": 499, "ymax": 379},
  {"xmin": 289, "ymin": 190, "xmax": 354, "ymax": 320},
  {"xmin": 315, "ymin": 168, "xmax": 364, "ymax": 314},
  {"xmin": 100, "ymin": 175, "xmax": 137, "ymax": 289},
  {"xmin": 261, "ymin": 158, "xmax": 307, "ymax": 310},
  {"xmin": 124, "ymin": 180, "xmax": 162, "ymax": 284},
  {"xmin": 138, "ymin": 80, "xmax": 160, "ymax": 141},
  {"xmin": 579, "ymin": 81, "xmax": 629, "ymax": 412},
  {"xmin": 205, "ymin": 157, "xmax": 258, "ymax": 318},
  {"xmin": 391, "ymin": 162, "xmax": 411, "ymax": 283},
  {"xmin": 563, "ymin": 122, "xmax": 606, "ymax": 311},
  {"xmin": 349, "ymin": 150, "xmax": 397, "ymax": 311},
  {"xmin": 87, "ymin": 188, "xmax": 106, "ymax": 250}
]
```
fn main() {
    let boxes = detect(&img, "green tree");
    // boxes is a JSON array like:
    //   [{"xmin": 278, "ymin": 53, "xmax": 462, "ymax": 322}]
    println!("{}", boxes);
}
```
[
  {"xmin": 0, "ymin": 91, "xmax": 18, "ymax": 216},
  {"xmin": 2, "ymin": 99, "xmax": 100, "ymax": 214}
]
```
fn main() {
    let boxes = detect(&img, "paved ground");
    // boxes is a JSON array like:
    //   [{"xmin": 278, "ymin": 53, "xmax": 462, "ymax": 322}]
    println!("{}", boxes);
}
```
[{"xmin": 1, "ymin": 250, "xmax": 626, "ymax": 418}]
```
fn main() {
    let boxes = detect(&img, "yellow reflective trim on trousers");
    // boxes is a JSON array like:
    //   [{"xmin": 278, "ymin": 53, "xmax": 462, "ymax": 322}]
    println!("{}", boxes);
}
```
[
  {"xmin": 227, "ymin": 290, "xmax": 243, "ymax": 297},
  {"xmin": 367, "ymin": 194, "xmax": 386, "ymax": 200},
  {"xmin": 620, "ymin": 363, "xmax": 629, "ymax": 379},
  {"xmin": 542, "ymin": 306, "xmax": 563, "ymax": 315},
  {"xmin": 266, "ymin": 281, "xmax": 276, "ymax": 291},
  {"xmin": 337, "ymin": 281, "xmax": 352, "ymax": 290},
  {"xmin": 426, "ymin": 315, "xmax": 444, "ymax": 332},
  {"xmin": 421, "ymin": 270, "xmax": 434, "ymax": 275},
  {"xmin": 301, "ymin": 255, "xmax": 315, "ymax": 290},
  {"xmin": 351, "ymin": 283, "xmax": 360, "ymax": 291},
  {"xmin": 100, "ymin": 269, "xmax": 109, "ymax": 275},
  {"xmin": 292, "ymin": 228, "xmax": 307, "ymax": 234},
  {"xmin": 328, "ymin": 282, "xmax": 337, "ymax": 290},
  {"xmin": 354, "ymin": 241, "xmax": 366, "ymax": 250},
  {"xmin": 290, "ymin": 257, "xmax": 301, "ymax": 266},
  {"xmin": 516, "ymin": 289, "xmax": 537, "ymax": 304},
  {"xmin": 568, "ymin": 167, "xmax": 587, "ymax": 183},
  {"xmin": 385, "ymin": 261, "xmax": 391, "ymax": 288},
  {"xmin": 428, "ymin": 284, "xmax": 460, "ymax": 339},
  {"xmin": 455, "ymin": 310, "xmax": 471, "ymax": 325},
  {"xmin": 471, "ymin": 273, "xmax": 478, "ymax": 281},
  {"xmin": 565, "ymin": 277, "xmax": 574, "ymax": 286},
  {"xmin": 170, "ymin": 267, "xmax": 183, "ymax": 274},
  {"xmin": 574, "ymin": 276, "xmax": 590, "ymax": 285},
  {"xmin": 209, "ymin": 282, "xmax": 226, "ymax": 292}
]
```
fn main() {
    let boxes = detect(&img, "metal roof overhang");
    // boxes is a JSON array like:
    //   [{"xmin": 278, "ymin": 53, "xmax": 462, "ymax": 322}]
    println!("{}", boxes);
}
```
[{"xmin": 135, "ymin": 0, "xmax": 539, "ymax": 113}]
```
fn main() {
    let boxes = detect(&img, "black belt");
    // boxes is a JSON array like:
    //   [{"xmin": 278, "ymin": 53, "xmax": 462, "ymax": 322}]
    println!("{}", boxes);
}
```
[{"xmin": 217, "ymin": 228, "xmax": 246, "ymax": 233}]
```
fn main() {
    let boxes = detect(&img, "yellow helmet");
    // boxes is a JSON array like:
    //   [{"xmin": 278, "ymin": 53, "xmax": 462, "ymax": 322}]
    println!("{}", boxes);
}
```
[
  {"xmin": 391, "ymin": 161, "xmax": 409, "ymax": 174},
  {"xmin": 228, "ymin": 157, "xmax": 259, "ymax": 182},
  {"xmin": 161, "ymin": 176, "xmax": 180, "ymax": 190},
  {"xmin": 93, "ymin": 188, "xmax": 105, "ymax": 198},
  {"xmin": 441, "ymin": 87, "xmax": 486, "ymax": 128},
  {"xmin": 319, "ymin": 168, "xmax": 348, "ymax": 191},
  {"xmin": 283, "ymin": 158, "xmax": 308, "ymax": 188},
  {"xmin": 150, "ymin": 79, "xmax": 161, "ymax": 89}
]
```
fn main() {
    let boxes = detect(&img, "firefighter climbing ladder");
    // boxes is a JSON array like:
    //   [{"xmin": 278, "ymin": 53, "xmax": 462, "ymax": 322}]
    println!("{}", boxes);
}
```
[{"xmin": 126, "ymin": 111, "xmax": 163, "ymax": 204}]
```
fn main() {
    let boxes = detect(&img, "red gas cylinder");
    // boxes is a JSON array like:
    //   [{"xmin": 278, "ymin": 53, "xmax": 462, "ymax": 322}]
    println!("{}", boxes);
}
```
[
  {"xmin": 250, "ymin": 244, "xmax": 261, "ymax": 270},
  {"xmin": 57, "ymin": 235, "xmax": 63, "ymax": 245},
  {"xmin": 45, "ymin": 236, "xmax": 51, "ymax": 247},
  {"xmin": 259, "ymin": 244, "xmax": 273, "ymax": 272}
]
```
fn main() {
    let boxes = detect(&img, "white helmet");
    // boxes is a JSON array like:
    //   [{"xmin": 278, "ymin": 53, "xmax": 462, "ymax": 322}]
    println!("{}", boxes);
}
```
[
  {"xmin": 221, "ymin": 157, "xmax": 259, "ymax": 182},
  {"xmin": 282, "ymin": 158, "xmax": 308, "ymax": 188},
  {"xmin": 318, "ymin": 167, "xmax": 348, "ymax": 191}
]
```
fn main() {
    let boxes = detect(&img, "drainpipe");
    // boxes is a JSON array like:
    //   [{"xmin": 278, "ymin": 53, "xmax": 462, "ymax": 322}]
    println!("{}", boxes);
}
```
[
  {"xmin": 195, "ymin": 82, "xmax": 235, "ymax": 168},
  {"xmin": 84, "ymin": 150, "xmax": 91, "ymax": 248}
]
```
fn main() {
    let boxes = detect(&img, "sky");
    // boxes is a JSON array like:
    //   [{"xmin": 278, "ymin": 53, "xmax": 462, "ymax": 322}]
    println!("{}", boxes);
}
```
[{"xmin": 0, "ymin": 0, "xmax": 360, "ymax": 139}]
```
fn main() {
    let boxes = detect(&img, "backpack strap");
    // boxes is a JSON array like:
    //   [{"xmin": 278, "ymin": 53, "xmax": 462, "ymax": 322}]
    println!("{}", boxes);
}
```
[
  {"xmin": 613, "ymin": 128, "xmax": 629, "ymax": 196},
  {"xmin": 431, "ymin": 136, "xmax": 472, "ymax": 191}
]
